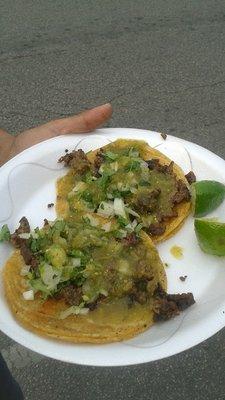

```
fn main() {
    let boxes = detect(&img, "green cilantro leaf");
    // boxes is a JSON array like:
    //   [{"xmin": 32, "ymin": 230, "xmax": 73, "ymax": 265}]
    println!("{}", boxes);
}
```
[{"xmin": 0, "ymin": 225, "xmax": 11, "ymax": 242}]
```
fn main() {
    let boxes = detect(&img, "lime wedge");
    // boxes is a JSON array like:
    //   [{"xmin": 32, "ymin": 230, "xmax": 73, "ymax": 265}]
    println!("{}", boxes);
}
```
[
  {"xmin": 194, "ymin": 219, "xmax": 225, "ymax": 256},
  {"xmin": 192, "ymin": 180, "xmax": 225, "ymax": 217}
]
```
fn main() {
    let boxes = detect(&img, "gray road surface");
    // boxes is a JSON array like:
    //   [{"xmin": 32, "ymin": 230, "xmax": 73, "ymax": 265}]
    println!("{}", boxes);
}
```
[{"xmin": 1, "ymin": 1, "xmax": 225, "ymax": 399}]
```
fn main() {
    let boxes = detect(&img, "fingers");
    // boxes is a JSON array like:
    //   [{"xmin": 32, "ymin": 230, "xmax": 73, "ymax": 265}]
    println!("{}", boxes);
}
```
[{"xmin": 51, "ymin": 103, "xmax": 113, "ymax": 135}]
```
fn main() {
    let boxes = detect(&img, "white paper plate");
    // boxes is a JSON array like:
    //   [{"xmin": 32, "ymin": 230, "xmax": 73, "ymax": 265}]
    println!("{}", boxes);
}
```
[{"xmin": 0, "ymin": 128, "xmax": 225, "ymax": 367}]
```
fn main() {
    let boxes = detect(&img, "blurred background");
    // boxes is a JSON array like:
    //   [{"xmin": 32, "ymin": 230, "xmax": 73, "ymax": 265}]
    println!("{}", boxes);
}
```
[{"xmin": 1, "ymin": 1, "xmax": 225, "ymax": 399}]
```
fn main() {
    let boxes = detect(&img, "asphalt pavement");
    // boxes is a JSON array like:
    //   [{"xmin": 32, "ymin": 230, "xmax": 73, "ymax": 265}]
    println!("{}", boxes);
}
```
[{"xmin": 1, "ymin": 1, "xmax": 225, "ymax": 399}]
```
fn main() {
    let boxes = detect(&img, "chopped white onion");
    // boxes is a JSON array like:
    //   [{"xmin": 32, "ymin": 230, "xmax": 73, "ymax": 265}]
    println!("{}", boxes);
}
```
[
  {"xmin": 101, "ymin": 222, "xmax": 111, "ymax": 232},
  {"xmin": 20, "ymin": 265, "xmax": 31, "ymax": 276},
  {"xmin": 110, "ymin": 161, "xmax": 118, "ymax": 171},
  {"xmin": 99, "ymin": 165, "xmax": 105, "ymax": 174},
  {"xmin": 85, "ymin": 214, "xmax": 99, "ymax": 227},
  {"xmin": 125, "ymin": 207, "xmax": 140, "ymax": 218},
  {"xmin": 23, "ymin": 290, "xmax": 34, "ymax": 301},
  {"xmin": 72, "ymin": 181, "xmax": 86, "ymax": 193},
  {"xmin": 60, "ymin": 305, "xmax": 89, "ymax": 319},
  {"xmin": 72, "ymin": 258, "xmax": 81, "ymax": 267},
  {"xmin": 97, "ymin": 201, "xmax": 115, "ymax": 217},
  {"xmin": 18, "ymin": 233, "xmax": 31, "ymax": 239},
  {"xmin": 140, "ymin": 160, "xmax": 149, "ymax": 169},
  {"xmin": 118, "ymin": 260, "xmax": 130, "ymax": 275},
  {"xmin": 113, "ymin": 198, "xmax": 126, "ymax": 218},
  {"xmin": 41, "ymin": 264, "xmax": 61, "ymax": 289},
  {"xmin": 99, "ymin": 289, "xmax": 108, "ymax": 296}
]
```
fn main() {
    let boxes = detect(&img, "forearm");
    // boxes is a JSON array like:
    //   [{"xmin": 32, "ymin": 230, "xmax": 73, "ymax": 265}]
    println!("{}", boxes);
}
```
[{"xmin": 0, "ymin": 130, "xmax": 15, "ymax": 167}]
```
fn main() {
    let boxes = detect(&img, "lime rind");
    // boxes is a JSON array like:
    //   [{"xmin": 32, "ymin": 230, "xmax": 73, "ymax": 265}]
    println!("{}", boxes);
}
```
[{"xmin": 192, "ymin": 180, "xmax": 225, "ymax": 218}]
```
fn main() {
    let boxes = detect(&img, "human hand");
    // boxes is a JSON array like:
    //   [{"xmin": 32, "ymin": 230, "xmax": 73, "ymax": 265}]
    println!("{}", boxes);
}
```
[{"xmin": 0, "ymin": 103, "xmax": 112, "ymax": 166}]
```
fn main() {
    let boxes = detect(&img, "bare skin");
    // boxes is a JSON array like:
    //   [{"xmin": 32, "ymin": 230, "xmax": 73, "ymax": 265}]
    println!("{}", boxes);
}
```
[{"xmin": 0, "ymin": 103, "xmax": 112, "ymax": 166}]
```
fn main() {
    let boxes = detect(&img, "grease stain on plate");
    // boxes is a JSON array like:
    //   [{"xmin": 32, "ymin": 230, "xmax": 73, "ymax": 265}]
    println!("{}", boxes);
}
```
[{"xmin": 170, "ymin": 245, "xmax": 183, "ymax": 259}]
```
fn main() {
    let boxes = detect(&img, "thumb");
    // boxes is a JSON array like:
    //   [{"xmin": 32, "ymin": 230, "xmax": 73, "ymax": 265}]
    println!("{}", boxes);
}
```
[{"xmin": 50, "ymin": 103, "xmax": 113, "ymax": 134}]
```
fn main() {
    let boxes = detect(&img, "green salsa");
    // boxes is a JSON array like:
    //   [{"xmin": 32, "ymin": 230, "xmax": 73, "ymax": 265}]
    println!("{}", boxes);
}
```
[
  {"xmin": 59, "ymin": 143, "xmax": 183, "ymax": 232},
  {"xmin": 18, "ymin": 216, "xmax": 162, "ymax": 316}
]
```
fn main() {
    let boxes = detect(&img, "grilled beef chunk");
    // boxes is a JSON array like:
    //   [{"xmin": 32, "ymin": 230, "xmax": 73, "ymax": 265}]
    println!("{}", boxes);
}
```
[
  {"xmin": 173, "ymin": 179, "xmax": 191, "ymax": 204},
  {"xmin": 20, "ymin": 242, "xmax": 38, "ymax": 269},
  {"xmin": 153, "ymin": 285, "xmax": 195, "ymax": 321},
  {"xmin": 44, "ymin": 218, "xmax": 49, "ymax": 226},
  {"xmin": 147, "ymin": 223, "xmax": 166, "ymax": 236},
  {"xmin": 11, "ymin": 217, "xmax": 38, "ymax": 269},
  {"xmin": 185, "ymin": 171, "xmax": 196, "ymax": 185},
  {"xmin": 147, "ymin": 159, "xmax": 174, "ymax": 174},
  {"xmin": 122, "ymin": 233, "xmax": 139, "ymax": 246},
  {"xmin": 58, "ymin": 149, "xmax": 91, "ymax": 174},
  {"xmin": 87, "ymin": 294, "xmax": 106, "ymax": 311},
  {"xmin": 94, "ymin": 148, "xmax": 104, "ymax": 174},
  {"xmin": 135, "ymin": 189, "xmax": 161, "ymax": 213},
  {"xmin": 58, "ymin": 285, "xmax": 83, "ymax": 306},
  {"xmin": 11, "ymin": 217, "xmax": 30, "ymax": 247},
  {"xmin": 129, "ymin": 278, "xmax": 149, "ymax": 305}
]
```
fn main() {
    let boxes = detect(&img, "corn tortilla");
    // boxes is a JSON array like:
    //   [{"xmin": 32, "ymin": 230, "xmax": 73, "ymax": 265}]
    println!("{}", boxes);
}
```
[
  {"xmin": 3, "ymin": 231, "xmax": 167, "ymax": 344},
  {"xmin": 56, "ymin": 139, "xmax": 191, "ymax": 243}
]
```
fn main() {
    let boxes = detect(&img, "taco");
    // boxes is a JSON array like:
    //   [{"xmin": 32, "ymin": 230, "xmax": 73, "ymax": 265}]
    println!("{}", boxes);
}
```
[
  {"xmin": 3, "ymin": 217, "xmax": 194, "ymax": 343},
  {"xmin": 57, "ymin": 139, "xmax": 192, "ymax": 243}
]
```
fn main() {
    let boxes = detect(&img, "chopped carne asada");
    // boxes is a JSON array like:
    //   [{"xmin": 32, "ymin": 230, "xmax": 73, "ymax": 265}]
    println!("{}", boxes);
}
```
[
  {"xmin": 122, "ymin": 232, "xmax": 139, "ymax": 246},
  {"xmin": 57, "ymin": 285, "xmax": 83, "ymax": 306},
  {"xmin": 172, "ymin": 179, "xmax": 191, "ymax": 204},
  {"xmin": 94, "ymin": 148, "xmax": 104, "ymax": 174},
  {"xmin": 148, "ymin": 223, "xmax": 166, "ymax": 236},
  {"xmin": 20, "ymin": 242, "xmax": 38, "ymax": 269},
  {"xmin": 10, "ymin": 217, "xmax": 38, "ymax": 269},
  {"xmin": 185, "ymin": 171, "xmax": 196, "ymax": 185},
  {"xmin": 153, "ymin": 284, "xmax": 195, "ymax": 321},
  {"xmin": 11, "ymin": 217, "xmax": 30, "ymax": 247},
  {"xmin": 87, "ymin": 294, "xmax": 106, "ymax": 311},
  {"xmin": 129, "ymin": 278, "xmax": 150, "ymax": 304},
  {"xmin": 147, "ymin": 159, "xmax": 174, "ymax": 174},
  {"xmin": 58, "ymin": 149, "xmax": 91, "ymax": 174},
  {"xmin": 134, "ymin": 189, "xmax": 161, "ymax": 213}
]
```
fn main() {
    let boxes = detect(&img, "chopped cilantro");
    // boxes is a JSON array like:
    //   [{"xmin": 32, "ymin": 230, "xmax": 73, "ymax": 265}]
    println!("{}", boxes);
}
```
[
  {"xmin": 125, "ymin": 160, "xmax": 141, "ymax": 172},
  {"xmin": 117, "ymin": 216, "xmax": 129, "ymax": 227},
  {"xmin": 111, "ymin": 189, "xmax": 131, "ymax": 199},
  {"xmin": 0, "ymin": 225, "xmax": 10, "ymax": 242},
  {"xmin": 83, "ymin": 172, "xmax": 96, "ymax": 184},
  {"xmin": 139, "ymin": 180, "xmax": 150, "ymax": 187},
  {"xmin": 128, "ymin": 147, "xmax": 140, "ymax": 158},
  {"xmin": 80, "ymin": 190, "xmax": 93, "ymax": 203},
  {"xmin": 97, "ymin": 172, "xmax": 112, "ymax": 189},
  {"xmin": 82, "ymin": 216, "xmax": 90, "ymax": 224},
  {"xmin": 104, "ymin": 151, "xmax": 118, "ymax": 161},
  {"xmin": 112, "ymin": 230, "xmax": 126, "ymax": 239},
  {"xmin": 52, "ymin": 220, "xmax": 67, "ymax": 233},
  {"xmin": 134, "ymin": 223, "xmax": 143, "ymax": 233},
  {"xmin": 111, "ymin": 189, "xmax": 122, "ymax": 198}
]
